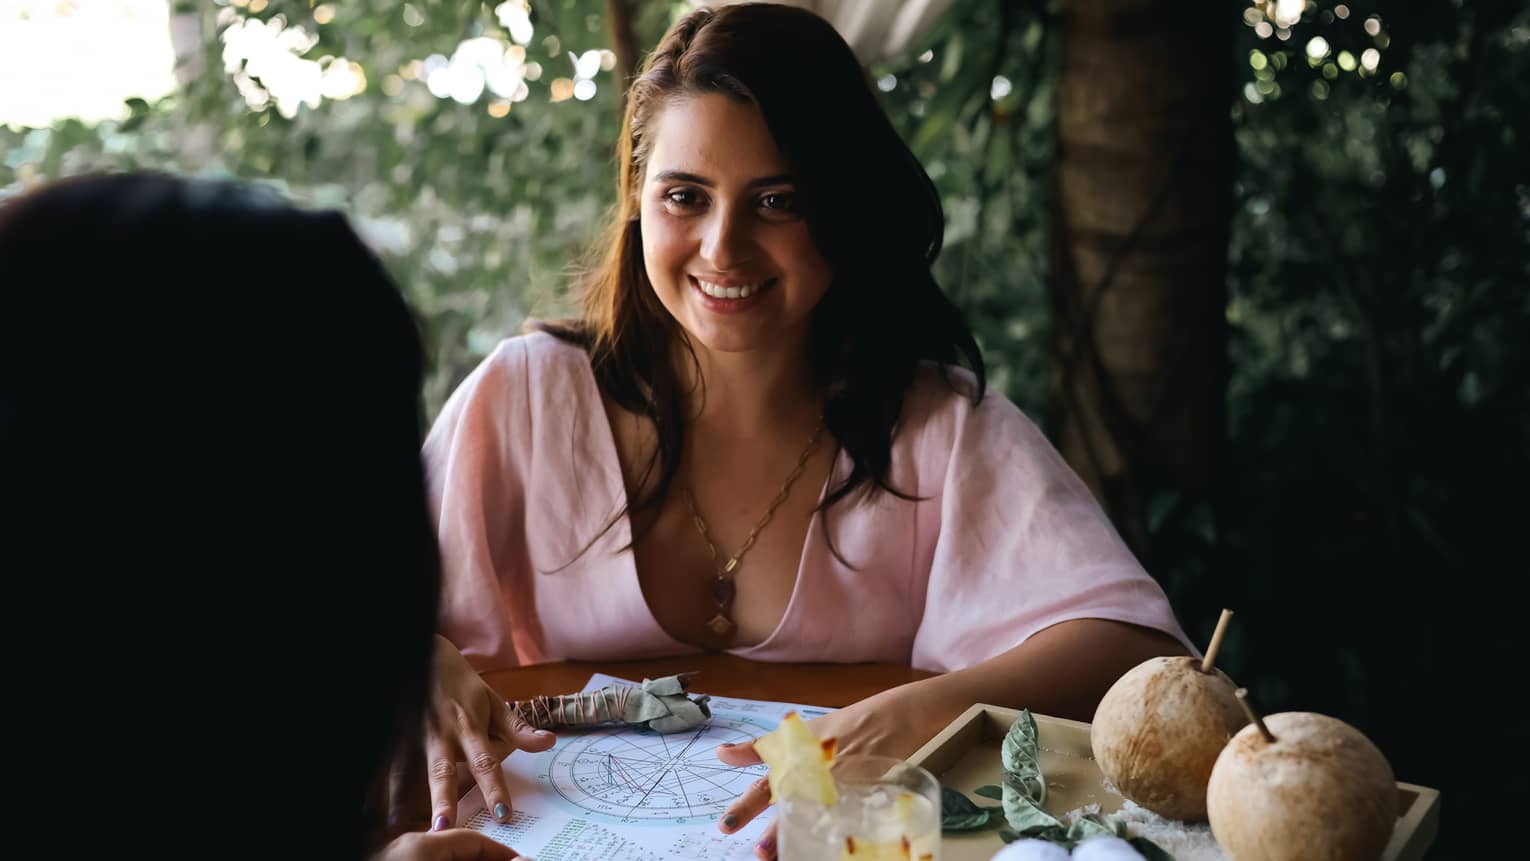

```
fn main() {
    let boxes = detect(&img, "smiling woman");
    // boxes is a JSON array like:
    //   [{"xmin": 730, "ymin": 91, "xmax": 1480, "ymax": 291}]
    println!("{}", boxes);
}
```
[
  {"xmin": 407, "ymin": 5, "xmax": 1194, "ymax": 860},
  {"xmin": 639, "ymin": 94, "xmax": 833, "ymax": 363}
]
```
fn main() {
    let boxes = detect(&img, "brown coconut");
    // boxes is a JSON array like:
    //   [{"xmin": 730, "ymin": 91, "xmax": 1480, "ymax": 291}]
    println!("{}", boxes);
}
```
[
  {"xmin": 1090, "ymin": 655, "xmax": 1246, "ymax": 822},
  {"xmin": 1207, "ymin": 712, "xmax": 1396, "ymax": 861}
]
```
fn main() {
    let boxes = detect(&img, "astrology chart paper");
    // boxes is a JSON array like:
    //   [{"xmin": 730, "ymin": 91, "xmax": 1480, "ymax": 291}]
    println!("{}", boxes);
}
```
[{"xmin": 458, "ymin": 673, "xmax": 834, "ymax": 861}]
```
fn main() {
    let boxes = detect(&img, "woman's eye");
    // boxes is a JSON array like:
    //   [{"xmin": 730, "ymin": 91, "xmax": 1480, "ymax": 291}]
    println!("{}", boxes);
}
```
[
  {"xmin": 759, "ymin": 192, "xmax": 797, "ymax": 213},
  {"xmin": 664, "ymin": 188, "xmax": 705, "ymax": 208}
]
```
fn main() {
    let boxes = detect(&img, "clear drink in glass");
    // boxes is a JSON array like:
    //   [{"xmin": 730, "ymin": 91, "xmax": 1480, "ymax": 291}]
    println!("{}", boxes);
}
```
[{"xmin": 777, "ymin": 753, "xmax": 941, "ymax": 860}]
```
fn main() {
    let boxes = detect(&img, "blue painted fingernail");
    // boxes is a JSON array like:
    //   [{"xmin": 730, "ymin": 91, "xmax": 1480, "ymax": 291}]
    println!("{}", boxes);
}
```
[
  {"xmin": 494, "ymin": 802, "xmax": 509, "ymax": 821},
  {"xmin": 758, "ymin": 836, "xmax": 775, "ymax": 856},
  {"xmin": 433, "ymin": 815, "xmax": 449, "ymax": 831},
  {"xmin": 723, "ymin": 814, "xmax": 738, "ymax": 829}
]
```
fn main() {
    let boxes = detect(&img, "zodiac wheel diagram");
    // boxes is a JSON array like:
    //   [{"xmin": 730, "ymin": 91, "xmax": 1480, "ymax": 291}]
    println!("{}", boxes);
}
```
[{"xmin": 545, "ymin": 716, "xmax": 771, "ymax": 825}]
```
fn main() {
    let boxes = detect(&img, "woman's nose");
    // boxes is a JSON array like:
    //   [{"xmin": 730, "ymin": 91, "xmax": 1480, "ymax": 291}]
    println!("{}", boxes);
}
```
[{"xmin": 700, "ymin": 205, "xmax": 755, "ymax": 272}]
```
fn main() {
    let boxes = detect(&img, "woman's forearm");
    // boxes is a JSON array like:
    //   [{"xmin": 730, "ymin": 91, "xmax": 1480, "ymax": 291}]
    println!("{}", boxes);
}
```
[{"xmin": 900, "ymin": 618, "xmax": 1190, "ymax": 727}]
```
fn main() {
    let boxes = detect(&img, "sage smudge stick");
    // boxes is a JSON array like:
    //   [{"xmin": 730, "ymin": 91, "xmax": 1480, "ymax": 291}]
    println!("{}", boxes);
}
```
[{"xmin": 509, "ymin": 673, "xmax": 712, "ymax": 733}]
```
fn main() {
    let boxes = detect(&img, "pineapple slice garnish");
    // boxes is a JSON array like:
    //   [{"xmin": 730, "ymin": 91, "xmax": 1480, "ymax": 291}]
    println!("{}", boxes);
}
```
[
  {"xmin": 754, "ymin": 711, "xmax": 838, "ymax": 806},
  {"xmin": 837, "ymin": 834, "xmax": 933, "ymax": 860}
]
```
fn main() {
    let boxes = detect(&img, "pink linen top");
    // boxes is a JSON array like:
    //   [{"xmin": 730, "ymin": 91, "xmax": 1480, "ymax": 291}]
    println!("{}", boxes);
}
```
[{"xmin": 424, "ymin": 332, "xmax": 1194, "ymax": 673}]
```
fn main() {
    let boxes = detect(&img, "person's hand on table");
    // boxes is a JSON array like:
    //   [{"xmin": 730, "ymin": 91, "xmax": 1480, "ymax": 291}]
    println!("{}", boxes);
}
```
[
  {"xmin": 712, "ymin": 684, "xmax": 943, "ymax": 861},
  {"xmin": 393, "ymin": 635, "xmax": 558, "ymax": 832},
  {"xmin": 373, "ymin": 830, "xmax": 528, "ymax": 861}
]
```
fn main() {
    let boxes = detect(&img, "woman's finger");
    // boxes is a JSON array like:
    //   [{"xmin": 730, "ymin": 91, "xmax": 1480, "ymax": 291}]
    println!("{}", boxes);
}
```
[
  {"xmin": 453, "ymin": 702, "xmax": 516, "ymax": 824},
  {"xmin": 718, "ymin": 774, "xmax": 773, "ymax": 833},
  {"xmin": 376, "ymin": 830, "xmax": 525, "ymax": 861},
  {"xmin": 753, "ymin": 820, "xmax": 778, "ymax": 861},
  {"xmin": 388, "ymin": 735, "xmax": 433, "ymax": 837},
  {"xmin": 424, "ymin": 724, "xmax": 461, "ymax": 831},
  {"xmin": 494, "ymin": 700, "xmax": 557, "ymax": 755},
  {"xmin": 715, "ymin": 740, "xmax": 761, "ymax": 766}
]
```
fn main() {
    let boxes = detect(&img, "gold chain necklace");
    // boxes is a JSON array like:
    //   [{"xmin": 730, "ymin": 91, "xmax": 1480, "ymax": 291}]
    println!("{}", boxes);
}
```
[{"xmin": 683, "ymin": 418, "xmax": 826, "ymax": 647}]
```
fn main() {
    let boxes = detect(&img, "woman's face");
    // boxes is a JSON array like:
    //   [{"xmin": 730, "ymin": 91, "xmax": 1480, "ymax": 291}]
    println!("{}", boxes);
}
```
[{"xmin": 639, "ymin": 93, "xmax": 832, "ymax": 357}]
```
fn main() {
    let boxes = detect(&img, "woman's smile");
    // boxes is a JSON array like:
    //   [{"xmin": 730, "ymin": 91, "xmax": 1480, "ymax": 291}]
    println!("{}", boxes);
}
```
[
  {"xmin": 689, "ymin": 274, "xmax": 778, "ymax": 313},
  {"xmin": 640, "ymin": 93, "xmax": 832, "ymax": 355}
]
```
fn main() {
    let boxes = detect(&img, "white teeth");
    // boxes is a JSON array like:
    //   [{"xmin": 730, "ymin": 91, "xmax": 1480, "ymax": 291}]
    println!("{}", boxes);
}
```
[{"xmin": 697, "ymin": 278, "xmax": 767, "ymax": 300}]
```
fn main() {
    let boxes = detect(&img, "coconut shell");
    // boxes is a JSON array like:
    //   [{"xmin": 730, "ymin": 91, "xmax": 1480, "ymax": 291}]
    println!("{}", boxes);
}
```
[
  {"xmin": 1207, "ymin": 712, "xmax": 1396, "ymax": 861},
  {"xmin": 1090, "ymin": 655, "xmax": 1246, "ymax": 822}
]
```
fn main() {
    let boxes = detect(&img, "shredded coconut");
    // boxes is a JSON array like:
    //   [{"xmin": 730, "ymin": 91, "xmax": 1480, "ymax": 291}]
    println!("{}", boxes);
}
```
[{"xmin": 1062, "ymin": 800, "xmax": 1227, "ymax": 861}]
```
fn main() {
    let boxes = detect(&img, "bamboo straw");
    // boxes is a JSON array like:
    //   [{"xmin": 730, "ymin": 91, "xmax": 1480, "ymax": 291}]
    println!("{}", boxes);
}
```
[
  {"xmin": 1201, "ymin": 608, "xmax": 1234, "ymax": 673},
  {"xmin": 1235, "ymin": 687, "xmax": 1276, "ymax": 743}
]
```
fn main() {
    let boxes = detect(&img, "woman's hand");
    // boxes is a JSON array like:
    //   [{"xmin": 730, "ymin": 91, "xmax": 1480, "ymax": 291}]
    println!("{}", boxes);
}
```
[
  {"xmin": 373, "ymin": 830, "xmax": 526, "ymax": 861},
  {"xmin": 412, "ymin": 635, "xmax": 558, "ymax": 830},
  {"xmin": 707, "ymin": 620, "xmax": 1188, "ymax": 859},
  {"xmin": 712, "ymin": 684, "xmax": 954, "ymax": 861}
]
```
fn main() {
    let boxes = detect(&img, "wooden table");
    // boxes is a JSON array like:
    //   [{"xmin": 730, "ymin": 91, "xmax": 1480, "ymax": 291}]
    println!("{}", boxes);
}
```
[
  {"xmin": 388, "ymin": 657, "xmax": 922, "ymax": 853},
  {"xmin": 482, "ymin": 653, "xmax": 936, "ymax": 706},
  {"xmin": 383, "ymin": 655, "xmax": 930, "ymax": 840}
]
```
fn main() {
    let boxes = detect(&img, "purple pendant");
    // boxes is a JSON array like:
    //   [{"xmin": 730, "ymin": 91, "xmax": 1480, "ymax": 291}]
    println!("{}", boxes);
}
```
[{"xmin": 709, "ymin": 577, "xmax": 736, "ymax": 607}]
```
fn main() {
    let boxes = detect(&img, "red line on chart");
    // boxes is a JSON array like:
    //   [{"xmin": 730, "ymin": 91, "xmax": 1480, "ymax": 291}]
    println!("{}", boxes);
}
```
[{"xmin": 608, "ymin": 752, "xmax": 648, "ymax": 792}]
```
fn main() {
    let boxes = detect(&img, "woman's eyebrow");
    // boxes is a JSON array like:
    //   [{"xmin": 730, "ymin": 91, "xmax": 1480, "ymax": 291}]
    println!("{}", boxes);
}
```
[{"xmin": 651, "ymin": 169, "xmax": 794, "ymax": 189}]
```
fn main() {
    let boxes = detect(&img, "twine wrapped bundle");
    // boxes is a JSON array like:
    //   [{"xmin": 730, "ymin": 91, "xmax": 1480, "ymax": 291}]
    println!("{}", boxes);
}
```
[{"xmin": 510, "ymin": 673, "xmax": 712, "ymax": 733}]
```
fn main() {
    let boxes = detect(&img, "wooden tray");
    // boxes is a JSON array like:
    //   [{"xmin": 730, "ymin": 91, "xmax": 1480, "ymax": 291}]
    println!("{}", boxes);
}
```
[{"xmin": 905, "ymin": 704, "xmax": 1440, "ymax": 861}]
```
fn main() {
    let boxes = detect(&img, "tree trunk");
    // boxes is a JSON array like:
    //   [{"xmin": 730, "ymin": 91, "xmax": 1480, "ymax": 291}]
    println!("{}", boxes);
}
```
[
  {"xmin": 605, "ymin": 0, "xmax": 640, "ymax": 98},
  {"xmin": 168, "ymin": 9, "xmax": 205, "ymax": 89},
  {"xmin": 1047, "ymin": 0, "xmax": 1233, "ymax": 562}
]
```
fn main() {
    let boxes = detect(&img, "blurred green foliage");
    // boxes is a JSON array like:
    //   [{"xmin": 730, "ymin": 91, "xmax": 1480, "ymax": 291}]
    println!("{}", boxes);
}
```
[
  {"xmin": 2, "ymin": 1, "xmax": 1526, "ymax": 828},
  {"xmin": 0, "ymin": 0, "xmax": 1064, "ymax": 417},
  {"xmin": 1, "ymin": 0, "xmax": 682, "ymax": 410}
]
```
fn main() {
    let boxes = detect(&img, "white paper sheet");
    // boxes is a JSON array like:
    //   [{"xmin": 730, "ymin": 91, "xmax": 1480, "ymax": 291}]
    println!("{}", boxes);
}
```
[{"xmin": 458, "ymin": 673, "xmax": 835, "ymax": 860}]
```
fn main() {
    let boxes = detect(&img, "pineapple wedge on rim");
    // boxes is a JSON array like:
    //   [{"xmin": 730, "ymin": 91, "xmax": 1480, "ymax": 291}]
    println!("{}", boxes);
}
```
[{"xmin": 753, "ymin": 711, "xmax": 838, "ymax": 806}]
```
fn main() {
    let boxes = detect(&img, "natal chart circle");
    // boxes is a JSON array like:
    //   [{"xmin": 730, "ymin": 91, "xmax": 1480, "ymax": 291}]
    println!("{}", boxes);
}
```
[{"xmin": 544, "ymin": 716, "xmax": 771, "ymax": 826}]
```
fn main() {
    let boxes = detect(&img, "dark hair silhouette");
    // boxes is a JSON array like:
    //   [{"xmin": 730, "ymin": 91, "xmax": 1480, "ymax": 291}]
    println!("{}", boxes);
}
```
[
  {"xmin": 540, "ymin": 2, "xmax": 985, "ymax": 556},
  {"xmin": 1, "ymin": 172, "xmax": 437, "ymax": 858}
]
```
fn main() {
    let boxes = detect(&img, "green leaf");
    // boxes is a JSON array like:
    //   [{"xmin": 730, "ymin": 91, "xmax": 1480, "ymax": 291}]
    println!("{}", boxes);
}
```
[
  {"xmin": 995, "ymin": 711, "xmax": 1177, "ymax": 858},
  {"xmin": 944, "ymin": 812, "xmax": 1000, "ymax": 831},
  {"xmin": 1146, "ymin": 489, "xmax": 1181, "ymax": 534},
  {"xmin": 998, "ymin": 710, "xmax": 1068, "ymax": 838},
  {"xmin": 1001, "ymin": 709, "xmax": 1047, "ymax": 804},
  {"xmin": 938, "ymin": 33, "xmax": 963, "ymax": 83},
  {"xmin": 1064, "ymin": 813, "xmax": 1124, "ymax": 843},
  {"xmin": 940, "ymin": 786, "xmax": 985, "ymax": 816},
  {"xmin": 1129, "ymin": 836, "xmax": 1179, "ymax": 861},
  {"xmin": 943, "ymin": 813, "xmax": 997, "ymax": 831},
  {"xmin": 909, "ymin": 102, "xmax": 958, "ymax": 156},
  {"xmin": 940, "ymin": 785, "xmax": 1003, "ymax": 833},
  {"xmin": 119, "ymin": 97, "xmax": 152, "ymax": 133}
]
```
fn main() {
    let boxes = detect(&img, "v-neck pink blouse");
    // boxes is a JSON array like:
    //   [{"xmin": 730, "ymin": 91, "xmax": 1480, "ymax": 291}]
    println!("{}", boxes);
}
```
[{"xmin": 423, "ymin": 333, "xmax": 1194, "ymax": 673}]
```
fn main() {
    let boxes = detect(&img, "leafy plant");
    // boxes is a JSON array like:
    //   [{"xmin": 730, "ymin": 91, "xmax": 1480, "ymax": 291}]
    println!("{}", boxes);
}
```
[
  {"xmin": 939, "ymin": 785, "xmax": 1003, "ymax": 832},
  {"xmin": 982, "ymin": 710, "xmax": 1173, "ymax": 858}
]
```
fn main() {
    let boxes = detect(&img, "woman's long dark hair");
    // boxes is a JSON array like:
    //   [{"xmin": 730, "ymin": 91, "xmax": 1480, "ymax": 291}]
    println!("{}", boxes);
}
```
[
  {"xmin": 1, "ymin": 172, "xmax": 439, "ymax": 858},
  {"xmin": 540, "ymin": 2, "xmax": 984, "ymax": 547}
]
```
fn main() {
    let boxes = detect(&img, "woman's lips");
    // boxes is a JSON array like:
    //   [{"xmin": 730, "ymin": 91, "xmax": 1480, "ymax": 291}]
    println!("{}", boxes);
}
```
[{"xmin": 688, "ymin": 275, "xmax": 776, "ymax": 314}]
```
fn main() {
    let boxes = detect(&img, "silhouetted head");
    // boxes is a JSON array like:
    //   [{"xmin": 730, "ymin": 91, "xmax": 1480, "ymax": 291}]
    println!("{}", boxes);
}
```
[{"xmin": 1, "ymin": 172, "xmax": 437, "ymax": 857}]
